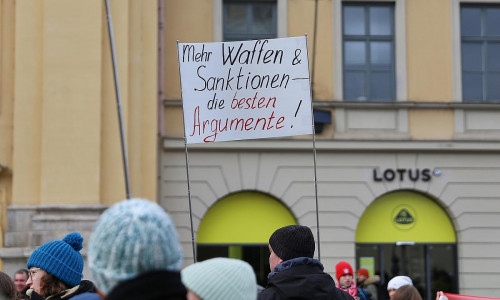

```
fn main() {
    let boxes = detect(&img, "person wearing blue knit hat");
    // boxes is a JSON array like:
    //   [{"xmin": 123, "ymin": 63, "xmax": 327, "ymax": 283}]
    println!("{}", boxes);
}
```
[
  {"xmin": 87, "ymin": 198, "xmax": 186, "ymax": 300},
  {"xmin": 25, "ymin": 232, "xmax": 97, "ymax": 299}
]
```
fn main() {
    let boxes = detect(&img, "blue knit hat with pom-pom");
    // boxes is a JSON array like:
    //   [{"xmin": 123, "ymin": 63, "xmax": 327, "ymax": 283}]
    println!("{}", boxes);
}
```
[
  {"xmin": 88, "ymin": 198, "xmax": 183, "ymax": 295},
  {"xmin": 27, "ymin": 232, "xmax": 84, "ymax": 287}
]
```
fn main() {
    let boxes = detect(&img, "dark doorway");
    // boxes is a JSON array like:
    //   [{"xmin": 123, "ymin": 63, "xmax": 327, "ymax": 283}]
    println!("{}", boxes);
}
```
[
  {"xmin": 197, "ymin": 244, "xmax": 270, "ymax": 287},
  {"xmin": 356, "ymin": 243, "xmax": 458, "ymax": 300}
]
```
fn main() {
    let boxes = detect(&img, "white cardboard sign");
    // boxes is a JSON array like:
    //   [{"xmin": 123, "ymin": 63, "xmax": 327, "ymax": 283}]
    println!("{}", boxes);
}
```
[{"xmin": 178, "ymin": 36, "xmax": 312, "ymax": 144}]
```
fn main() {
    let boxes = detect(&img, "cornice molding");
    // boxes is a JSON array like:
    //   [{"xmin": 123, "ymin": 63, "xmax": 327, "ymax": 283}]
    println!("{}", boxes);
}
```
[{"xmin": 163, "ymin": 138, "xmax": 500, "ymax": 152}]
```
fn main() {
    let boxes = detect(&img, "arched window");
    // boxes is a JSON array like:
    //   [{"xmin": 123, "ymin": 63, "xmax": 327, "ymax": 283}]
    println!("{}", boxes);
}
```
[
  {"xmin": 197, "ymin": 191, "xmax": 296, "ymax": 286},
  {"xmin": 356, "ymin": 191, "xmax": 457, "ymax": 300}
]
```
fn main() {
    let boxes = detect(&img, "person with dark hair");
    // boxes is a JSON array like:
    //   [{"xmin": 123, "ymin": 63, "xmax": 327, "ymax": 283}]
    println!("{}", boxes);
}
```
[
  {"xmin": 391, "ymin": 285, "xmax": 422, "ymax": 300},
  {"xmin": 0, "ymin": 271, "xmax": 16, "ymax": 300},
  {"xmin": 13, "ymin": 269, "xmax": 28, "ymax": 299},
  {"xmin": 258, "ymin": 225, "xmax": 352, "ymax": 300},
  {"xmin": 25, "ymin": 232, "xmax": 97, "ymax": 300},
  {"xmin": 357, "ymin": 268, "xmax": 380, "ymax": 300}
]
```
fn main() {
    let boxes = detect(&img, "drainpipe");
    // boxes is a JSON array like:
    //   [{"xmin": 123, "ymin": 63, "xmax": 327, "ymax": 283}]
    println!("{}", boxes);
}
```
[
  {"xmin": 157, "ymin": 0, "xmax": 165, "ymax": 202},
  {"xmin": 158, "ymin": 0, "xmax": 165, "ymax": 137}
]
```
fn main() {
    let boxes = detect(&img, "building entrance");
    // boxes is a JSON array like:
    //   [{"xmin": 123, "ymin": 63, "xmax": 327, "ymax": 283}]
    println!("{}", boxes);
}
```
[
  {"xmin": 196, "ymin": 191, "xmax": 296, "ymax": 286},
  {"xmin": 356, "ymin": 191, "xmax": 458, "ymax": 300}
]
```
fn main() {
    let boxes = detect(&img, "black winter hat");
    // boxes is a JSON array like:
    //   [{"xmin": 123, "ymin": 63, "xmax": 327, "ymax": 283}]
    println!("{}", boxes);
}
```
[{"xmin": 269, "ymin": 225, "xmax": 315, "ymax": 261}]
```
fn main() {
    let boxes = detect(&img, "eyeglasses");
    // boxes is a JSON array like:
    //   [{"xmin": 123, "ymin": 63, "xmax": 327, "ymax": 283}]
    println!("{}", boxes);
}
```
[{"xmin": 28, "ymin": 268, "xmax": 41, "ymax": 280}]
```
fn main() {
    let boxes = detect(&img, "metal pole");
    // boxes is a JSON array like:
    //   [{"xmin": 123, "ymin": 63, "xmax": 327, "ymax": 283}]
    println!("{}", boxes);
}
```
[
  {"xmin": 104, "ymin": 0, "xmax": 132, "ymax": 199},
  {"xmin": 311, "ymin": 0, "xmax": 319, "ymax": 95},
  {"xmin": 176, "ymin": 41, "xmax": 197, "ymax": 263},
  {"xmin": 311, "ymin": 1, "xmax": 321, "ymax": 255},
  {"xmin": 304, "ymin": 34, "xmax": 321, "ymax": 261},
  {"xmin": 184, "ymin": 136, "xmax": 197, "ymax": 263},
  {"xmin": 312, "ymin": 111, "xmax": 321, "ymax": 262}
]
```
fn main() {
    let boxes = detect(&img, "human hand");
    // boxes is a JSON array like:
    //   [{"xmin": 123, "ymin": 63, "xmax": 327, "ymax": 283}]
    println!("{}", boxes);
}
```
[{"xmin": 436, "ymin": 291, "xmax": 448, "ymax": 300}]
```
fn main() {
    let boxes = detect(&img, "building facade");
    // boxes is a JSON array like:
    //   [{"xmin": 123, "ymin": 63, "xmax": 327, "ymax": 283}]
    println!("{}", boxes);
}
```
[
  {"xmin": 161, "ymin": 0, "xmax": 500, "ymax": 299},
  {"xmin": 0, "ymin": 0, "xmax": 158, "ymax": 280},
  {"xmin": 0, "ymin": 1, "xmax": 499, "ymax": 299}
]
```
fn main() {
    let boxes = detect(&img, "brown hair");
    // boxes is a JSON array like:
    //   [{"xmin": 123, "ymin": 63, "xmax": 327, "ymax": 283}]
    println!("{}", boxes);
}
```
[
  {"xmin": 0, "ymin": 271, "xmax": 17, "ymax": 300},
  {"xmin": 392, "ymin": 285, "xmax": 423, "ymax": 300},
  {"xmin": 39, "ymin": 272, "xmax": 70, "ymax": 297},
  {"xmin": 14, "ymin": 269, "xmax": 28, "ymax": 279}
]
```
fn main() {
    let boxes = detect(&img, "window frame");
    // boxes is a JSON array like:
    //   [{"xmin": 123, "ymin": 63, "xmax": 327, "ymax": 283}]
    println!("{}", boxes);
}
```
[
  {"xmin": 222, "ymin": 1, "xmax": 278, "ymax": 41},
  {"xmin": 334, "ymin": 0, "xmax": 407, "ymax": 101},
  {"xmin": 342, "ymin": 2, "xmax": 396, "ymax": 101},
  {"xmin": 214, "ymin": 0, "xmax": 287, "ymax": 42},
  {"xmin": 452, "ymin": 0, "xmax": 500, "ymax": 102},
  {"xmin": 457, "ymin": 3, "xmax": 500, "ymax": 102}
]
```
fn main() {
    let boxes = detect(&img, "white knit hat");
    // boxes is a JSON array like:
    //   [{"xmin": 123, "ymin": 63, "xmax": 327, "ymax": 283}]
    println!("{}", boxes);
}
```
[
  {"xmin": 181, "ymin": 257, "xmax": 257, "ymax": 300},
  {"xmin": 88, "ymin": 198, "xmax": 183, "ymax": 295},
  {"xmin": 387, "ymin": 276, "xmax": 413, "ymax": 290}
]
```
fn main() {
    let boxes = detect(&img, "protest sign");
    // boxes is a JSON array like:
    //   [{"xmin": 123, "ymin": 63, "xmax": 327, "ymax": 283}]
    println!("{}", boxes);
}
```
[
  {"xmin": 177, "ymin": 36, "xmax": 312, "ymax": 144},
  {"xmin": 444, "ymin": 293, "xmax": 500, "ymax": 300}
]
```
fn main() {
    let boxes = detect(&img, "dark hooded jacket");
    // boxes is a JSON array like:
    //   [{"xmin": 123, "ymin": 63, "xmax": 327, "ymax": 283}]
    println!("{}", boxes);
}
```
[
  {"xmin": 105, "ymin": 270, "xmax": 187, "ymax": 300},
  {"xmin": 258, "ymin": 257, "xmax": 354, "ymax": 300}
]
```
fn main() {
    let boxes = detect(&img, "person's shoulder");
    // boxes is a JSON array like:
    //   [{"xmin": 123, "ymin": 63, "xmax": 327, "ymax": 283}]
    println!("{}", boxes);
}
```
[
  {"xmin": 69, "ymin": 292, "xmax": 100, "ymax": 300},
  {"xmin": 257, "ymin": 286, "xmax": 280, "ymax": 300},
  {"xmin": 333, "ymin": 286, "xmax": 357, "ymax": 300},
  {"xmin": 366, "ymin": 275, "xmax": 381, "ymax": 285}
]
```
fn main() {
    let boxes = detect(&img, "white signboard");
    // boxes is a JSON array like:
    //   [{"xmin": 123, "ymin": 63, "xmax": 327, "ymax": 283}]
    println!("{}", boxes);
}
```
[{"xmin": 177, "ymin": 36, "xmax": 312, "ymax": 144}]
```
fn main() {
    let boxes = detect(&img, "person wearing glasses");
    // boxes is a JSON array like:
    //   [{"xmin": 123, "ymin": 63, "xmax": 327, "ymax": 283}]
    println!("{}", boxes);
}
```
[{"xmin": 25, "ymin": 232, "xmax": 97, "ymax": 300}]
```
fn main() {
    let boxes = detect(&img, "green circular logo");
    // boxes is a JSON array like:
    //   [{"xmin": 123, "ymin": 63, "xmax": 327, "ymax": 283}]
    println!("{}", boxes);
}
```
[{"xmin": 391, "ymin": 204, "xmax": 417, "ymax": 230}]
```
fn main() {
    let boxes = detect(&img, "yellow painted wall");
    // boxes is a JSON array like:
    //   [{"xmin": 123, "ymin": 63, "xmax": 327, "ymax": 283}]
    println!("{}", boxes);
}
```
[
  {"xmin": 5, "ymin": 0, "xmax": 157, "ymax": 206},
  {"xmin": 289, "ymin": 0, "xmax": 334, "ymax": 100},
  {"xmin": 407, "ymin": 0, "xmax": 453, "ymax": 101},
  {"xmin": 11, "ymin": 0, "xmax": 43, "ymax": 205},
  {"xmin": 0, "ymin": 0, "xmax": 14, "ymax": 174},
  {"xmin": 162, "ymin": 0, "xmax": 214, "ymax": 138},
  {"xmin": 0, "ymin": 0, "xmax": 15, "ymax": 257},
  {"xmin": 409, "ymin": 109, "xmax": 455, "ymax": 140},
  {"xmin": 164, "ymin": 0, "xmax": 214, "ymax": 100},
  {"xmin": 164, "ymin": 107, "xmax": 185, "ymax": 138},
  {"xmin": 40, "ymin": 0, "xmax": 102, "ymax": 204}
]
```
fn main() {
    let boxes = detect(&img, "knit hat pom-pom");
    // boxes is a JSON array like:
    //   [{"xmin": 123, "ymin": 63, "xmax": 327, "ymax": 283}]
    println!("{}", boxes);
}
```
[{"xmin": 63, "ymin": 232, "xmax": 83, "ymax": 252}]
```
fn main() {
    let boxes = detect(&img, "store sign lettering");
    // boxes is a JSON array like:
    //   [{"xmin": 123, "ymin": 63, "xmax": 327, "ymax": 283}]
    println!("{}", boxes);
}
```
[{"xmin": 373, "ymin": 168, "xmax": 431, "ymax": 182}]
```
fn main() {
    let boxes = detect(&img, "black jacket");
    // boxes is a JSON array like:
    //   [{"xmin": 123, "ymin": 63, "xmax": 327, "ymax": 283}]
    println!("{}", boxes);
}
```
[
  {"xmin": 106, "ymin": 270, "xmax": 187, "ymax": 300},
  {"xmin": 258, "ymin": 257, "xmax": 354, "ymax": 300}
]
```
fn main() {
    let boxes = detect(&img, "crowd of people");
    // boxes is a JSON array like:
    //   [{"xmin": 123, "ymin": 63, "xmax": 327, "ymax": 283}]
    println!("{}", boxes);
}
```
[{"xmin": 0, "ymin": 198, "xmax": 448, "ymax": 300}]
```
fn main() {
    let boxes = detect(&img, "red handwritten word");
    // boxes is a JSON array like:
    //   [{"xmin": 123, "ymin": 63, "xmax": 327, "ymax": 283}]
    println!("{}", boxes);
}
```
[
  {"xmin": 231, "ymin": 92, "xmax": 276, "ymax": 110},
  {"xmin": 190, "ymin": 106, "xmax": 285, "ymax": 142}
]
